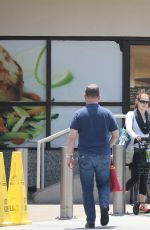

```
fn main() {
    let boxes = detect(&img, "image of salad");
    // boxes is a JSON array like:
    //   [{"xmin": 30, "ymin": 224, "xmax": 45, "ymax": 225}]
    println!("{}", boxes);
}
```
[{"xmin": 0, "ymin": 106, "xmax": 46, "ymax": 147}]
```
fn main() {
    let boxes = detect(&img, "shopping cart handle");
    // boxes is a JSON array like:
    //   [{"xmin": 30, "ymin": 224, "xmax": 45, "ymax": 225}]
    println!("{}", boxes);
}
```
[{"xmin": 140, "ymin": 137, "xmax": 150, "ymax": 141}]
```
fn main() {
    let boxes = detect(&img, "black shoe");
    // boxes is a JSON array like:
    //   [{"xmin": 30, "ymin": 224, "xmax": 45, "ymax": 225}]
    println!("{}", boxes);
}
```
[
  {"xmin": 100, "ymin": 206, "xmax": 109, "ymax": 226},
  {"xmin": 85, "ymin": 222, "xmax": 95, "ymax": 228}
]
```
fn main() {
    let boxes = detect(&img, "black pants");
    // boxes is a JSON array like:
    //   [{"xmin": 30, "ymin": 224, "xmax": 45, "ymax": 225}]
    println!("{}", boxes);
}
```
[{"xmin": 126, "ymin": 148, "xmax": 149, "ymax": 195}]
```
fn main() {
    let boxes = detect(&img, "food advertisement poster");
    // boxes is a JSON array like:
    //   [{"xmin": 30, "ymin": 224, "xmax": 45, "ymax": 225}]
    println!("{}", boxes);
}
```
[
  {"xmin": 0, "ymin": 40, "xmax": 122, "ymax": 148},
  {"xmin": 0, "ymin": 40, "xmax": 46, "ymax": 147}
]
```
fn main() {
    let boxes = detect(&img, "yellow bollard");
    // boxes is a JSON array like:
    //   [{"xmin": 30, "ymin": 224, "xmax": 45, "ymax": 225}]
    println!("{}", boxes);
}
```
[
  {"xmin": 8, "ymin": 151, "xmax": 31, "ymax": 225},
  {"xmin": 0, "ymin": 152, "xmax": 12, "ymax": 226}
]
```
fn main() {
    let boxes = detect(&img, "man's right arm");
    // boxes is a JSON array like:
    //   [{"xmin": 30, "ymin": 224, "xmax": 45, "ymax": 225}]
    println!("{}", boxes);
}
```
[{"xmin": 67, "ymin": 129, "xmax": 78, "ymax": 169}]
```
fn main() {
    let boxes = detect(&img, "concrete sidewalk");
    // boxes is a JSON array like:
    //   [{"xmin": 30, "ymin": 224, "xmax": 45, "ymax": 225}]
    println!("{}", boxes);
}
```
[
  {"xmin": 27, "ymin": 204, "xmax": 132, "ymax": 221},
  {"xmin": 1, "ymin": 204, "xmax": 150, "ymax": 229}
]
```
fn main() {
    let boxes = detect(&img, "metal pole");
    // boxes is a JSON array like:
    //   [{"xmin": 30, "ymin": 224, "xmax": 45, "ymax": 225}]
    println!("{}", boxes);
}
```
[
  {"xmin": 112, "ymin": 144, "xmax": 125, "ymax": 215},
  {"xmin": 37, "ymin": 142, "xmax": 41, "ymax": 189},
  {"xmin": 41, "ymin": 143, "xmax": 45, "ymax": 189},
  {"xmin": 60, "ymin": 146, "xmax": 73, "ymax": 219}
]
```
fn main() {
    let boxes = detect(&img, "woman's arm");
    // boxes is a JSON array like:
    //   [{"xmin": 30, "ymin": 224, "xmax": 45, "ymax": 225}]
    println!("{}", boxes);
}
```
[{"xmin": 125, "ymin": 111, "xmax": 138, "ymax": 139}]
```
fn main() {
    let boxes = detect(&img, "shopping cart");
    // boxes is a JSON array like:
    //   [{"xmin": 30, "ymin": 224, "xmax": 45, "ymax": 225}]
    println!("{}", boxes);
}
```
[{"xmin": 131, "ymin": 138, "xmax": 150, "ymax": 215}]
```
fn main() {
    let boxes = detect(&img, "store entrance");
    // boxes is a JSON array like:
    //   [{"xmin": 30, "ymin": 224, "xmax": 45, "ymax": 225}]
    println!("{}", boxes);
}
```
[{"xmin": 130, "ymin": 45, "xmax": 150, "ymax": 109}]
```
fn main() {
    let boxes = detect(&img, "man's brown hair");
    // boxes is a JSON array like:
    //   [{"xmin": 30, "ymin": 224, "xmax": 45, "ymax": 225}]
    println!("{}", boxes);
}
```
[{"xmin": 85, "ymin": 84, "xmax": 100, "ymax": 97}]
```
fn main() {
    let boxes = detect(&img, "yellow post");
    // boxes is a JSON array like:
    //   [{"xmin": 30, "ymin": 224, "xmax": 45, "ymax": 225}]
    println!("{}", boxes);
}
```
[
  {"xmin": 0, "ymin": 152, "xmax": 12, "ymax": 226},
  {"xmin": 8, "ymin": 151, "xmax": 31, "ymax": 225}
]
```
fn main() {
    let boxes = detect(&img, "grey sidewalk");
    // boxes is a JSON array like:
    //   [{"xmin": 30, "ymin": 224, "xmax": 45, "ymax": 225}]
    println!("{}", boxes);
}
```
[{"xmin": 1, "ymin": 204, "xmax": 150, "ymax": 230}]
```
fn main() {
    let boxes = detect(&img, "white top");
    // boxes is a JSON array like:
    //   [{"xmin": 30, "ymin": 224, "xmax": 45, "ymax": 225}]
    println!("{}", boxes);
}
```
[{"xmin": 125, "ymin": 111, "xmax": 149, "ymax": 139}]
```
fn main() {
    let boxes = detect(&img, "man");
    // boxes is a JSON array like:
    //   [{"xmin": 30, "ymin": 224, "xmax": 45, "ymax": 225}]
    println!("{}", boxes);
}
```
[{"xmin": 67, "ymin": 84, "xmax": 118, "ymax": 228}]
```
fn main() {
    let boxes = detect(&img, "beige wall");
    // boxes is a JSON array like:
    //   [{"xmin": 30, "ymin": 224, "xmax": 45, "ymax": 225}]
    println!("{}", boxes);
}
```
[{"xmin": 0, "ymin": 0, "xmax": 150, "ymax": 36}]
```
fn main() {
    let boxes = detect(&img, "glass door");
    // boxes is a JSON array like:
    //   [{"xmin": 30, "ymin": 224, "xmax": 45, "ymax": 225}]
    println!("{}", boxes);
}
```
[{"xmin": 130, "ymin": 45, "xmax": 150, "ymax": 109}]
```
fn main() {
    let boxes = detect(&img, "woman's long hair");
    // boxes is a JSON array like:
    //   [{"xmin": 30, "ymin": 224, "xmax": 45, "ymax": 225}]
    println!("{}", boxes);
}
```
[{"xmin": 134, "ymin": 92, "xmax": 150, "ymax": 109}]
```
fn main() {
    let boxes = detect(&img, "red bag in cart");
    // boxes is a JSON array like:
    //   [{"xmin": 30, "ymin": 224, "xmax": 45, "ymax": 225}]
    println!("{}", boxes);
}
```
[{"xmin": 110, "ymin": 160, "xmax": 122, "ymax": 192}]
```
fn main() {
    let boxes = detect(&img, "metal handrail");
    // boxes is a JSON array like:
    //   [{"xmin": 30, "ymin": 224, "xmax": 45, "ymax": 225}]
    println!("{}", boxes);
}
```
[
  {"xmin": 37, "ymin": 128, "xmax": 70, "ymax": 189},
  {"xmin": 36, "ymin": 114, "xmax": 126, "ymax": 190}
]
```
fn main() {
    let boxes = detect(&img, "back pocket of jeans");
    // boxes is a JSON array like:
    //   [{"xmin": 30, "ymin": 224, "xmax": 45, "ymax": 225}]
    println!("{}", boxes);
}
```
[{"xmin": 78, "ymin": 156, "xmax": 92, "ymax": 170}]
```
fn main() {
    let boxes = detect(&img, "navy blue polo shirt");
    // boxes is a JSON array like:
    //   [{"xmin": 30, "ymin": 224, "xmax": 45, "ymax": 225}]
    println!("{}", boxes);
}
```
[{"xmin": 70, "ymin": 104, "xmax": 118, "ymax": 155}]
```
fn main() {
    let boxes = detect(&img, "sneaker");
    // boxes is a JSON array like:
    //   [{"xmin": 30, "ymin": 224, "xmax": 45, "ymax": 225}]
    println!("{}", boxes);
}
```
[
  {"xmin": 139, "ymin": 205, "xmax": 149, "ymax": 213},
  {"xmin": 100, "ymin": 206, "xmax": 109, "ymax": 226},
  {"xmin": 85, "ymin": 223, "xmax": 95, "ymax": 228}
]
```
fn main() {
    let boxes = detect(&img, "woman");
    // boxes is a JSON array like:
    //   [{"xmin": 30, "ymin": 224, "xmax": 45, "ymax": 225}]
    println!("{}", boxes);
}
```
[{"xmin": 125, "ymin": 92, "xmax": 150, "ymax": 212}]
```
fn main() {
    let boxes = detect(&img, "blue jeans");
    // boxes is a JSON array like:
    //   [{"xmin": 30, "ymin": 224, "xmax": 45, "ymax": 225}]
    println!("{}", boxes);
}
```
[{"xmin": 78, "ymin": 153, "xmax": 110, "ymax": 223}]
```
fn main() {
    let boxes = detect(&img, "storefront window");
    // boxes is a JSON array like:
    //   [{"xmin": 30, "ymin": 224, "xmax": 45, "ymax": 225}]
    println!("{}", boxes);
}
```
[{"xmin": 130, "ymin": 45, "xmax": 150, "ymax": 109}]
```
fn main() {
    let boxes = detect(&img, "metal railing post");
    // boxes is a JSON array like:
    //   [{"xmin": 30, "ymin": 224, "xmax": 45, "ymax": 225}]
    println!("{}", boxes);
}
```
[
  {"xmin": 41, "ymin": 142, "xmax": 45, "ymax": 189},
  {"xmin": 60, "ymin": 146, "xmax": 73, "ymax": 219},
  {"xmin": 36, "ymin": 128, "xmax": 70, "ymax": 191},
  {"xmin": 112, "ymin": 144, "xmax": 125, "ymax": 215},
  {"xmin": 37, "ymin": 142, "xmax": 41, "ymax": 189}
]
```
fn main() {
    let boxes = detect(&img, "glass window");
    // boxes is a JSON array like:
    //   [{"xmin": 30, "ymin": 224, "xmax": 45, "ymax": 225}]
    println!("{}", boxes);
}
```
[
  {"xmin": 51, "ymin": 41, "xmax": 122, "ymax": 102},
  {"xmin": 51, "ymin": 106, "xmax": 122, "ymax": 148},
  {"xmin": 130, "ymin": 45, "xmax": 150, "ymax": 109}
]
